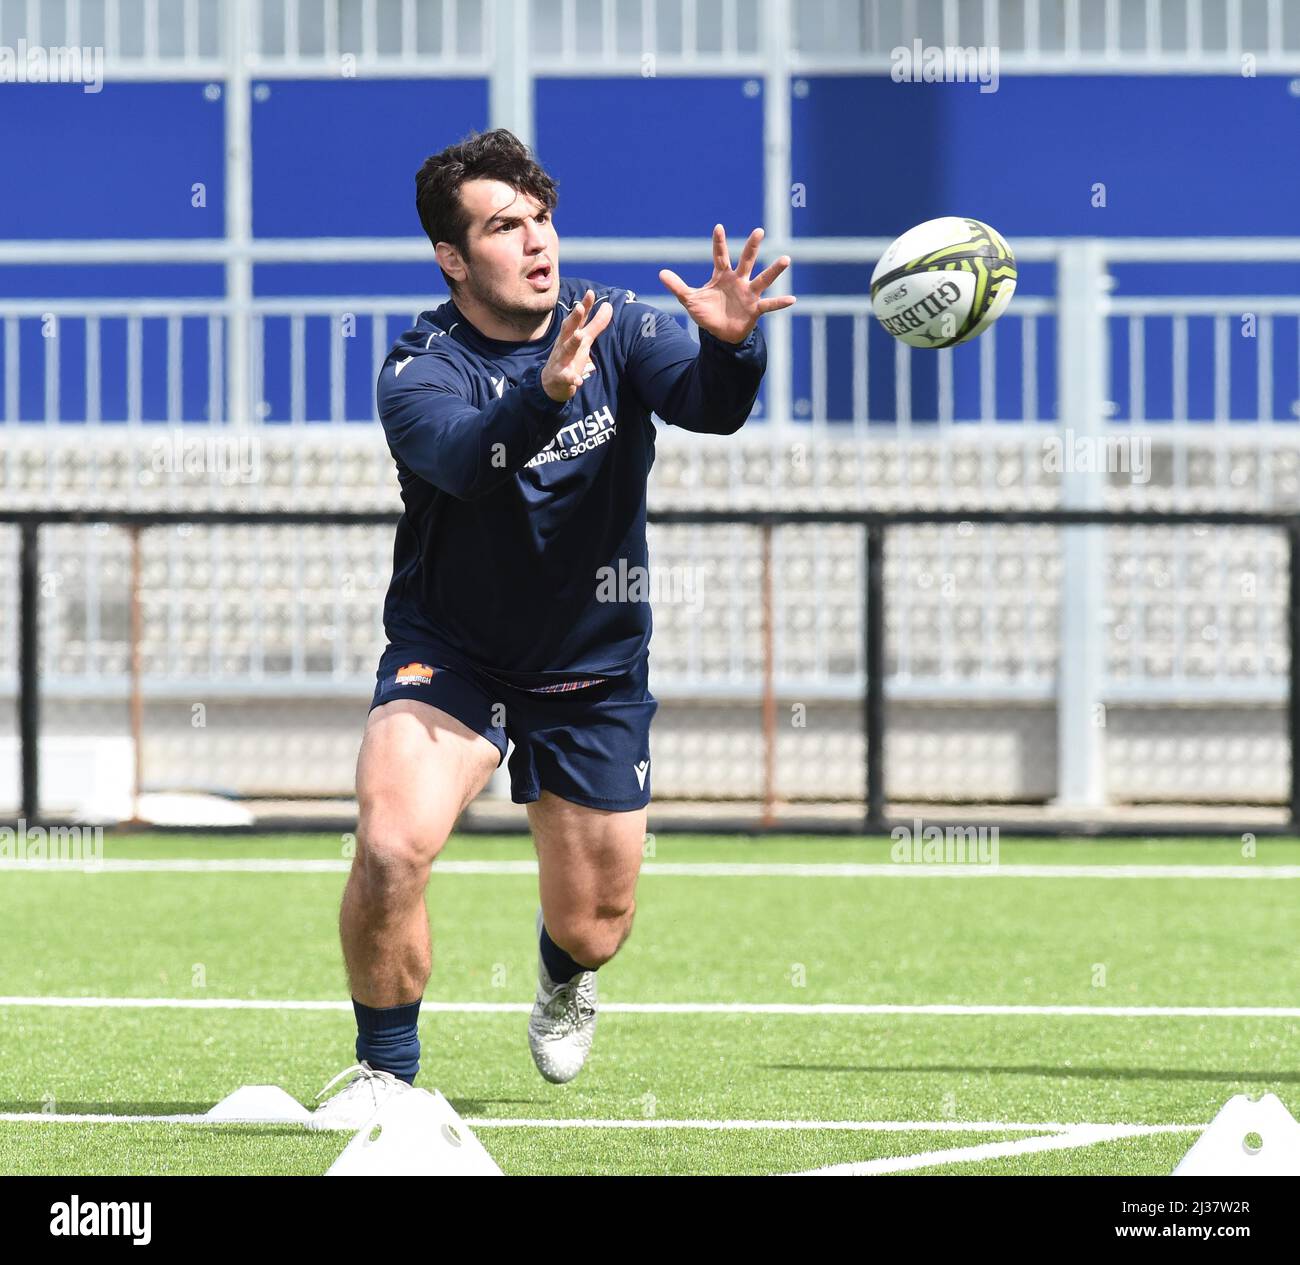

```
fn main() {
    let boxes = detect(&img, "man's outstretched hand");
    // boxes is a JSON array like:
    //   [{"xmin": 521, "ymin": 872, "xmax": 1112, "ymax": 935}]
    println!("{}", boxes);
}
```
[
  {"xmin": 658, "ymin": 225, "xmax": 796, "ymax": 345},
  {"xmin": 542, "ymin": 289, "xmax": 612, "ymax": 403}
]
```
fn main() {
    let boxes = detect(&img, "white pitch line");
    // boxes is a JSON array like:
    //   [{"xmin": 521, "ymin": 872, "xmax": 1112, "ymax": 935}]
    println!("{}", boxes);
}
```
[
  {"xmin": 0, "ymin": 1113, "xmax": 1205, "ymax": 1134},
  {"xmin": 0, "ymin": 858, "xmax": 1297, "ymax": 879},
  {"xmin": 789, "ymin": 1123, "xmax": 1177, "ymax": 1176},
  {"xmin": 0, "ymin": 996, "xmax": 1297, "ymax": 1017},
  {"xmin": 603, "ymin": 1003, "xmax": 1300, "ymax": 1017},
  {"xmin": 0, "ymin": 859, "xmax": 354, "ymax": 874},
  {"xmin": 0, "ymin": 1113, "xmax": 219, "ymax": 1125},
  {"xmin": 649, "ymin": 863, "xmax": 1300, "ymax": 879},
  {"xmin": 462, "ymin": 1119, "xmax": 1199, "ymax": 1133}
]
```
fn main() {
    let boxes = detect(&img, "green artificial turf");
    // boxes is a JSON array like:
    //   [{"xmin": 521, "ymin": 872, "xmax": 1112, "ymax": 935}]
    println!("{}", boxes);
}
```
[{"xmin": 1, "ymin": 834, "xmax": 1295, "ymax": 1175}]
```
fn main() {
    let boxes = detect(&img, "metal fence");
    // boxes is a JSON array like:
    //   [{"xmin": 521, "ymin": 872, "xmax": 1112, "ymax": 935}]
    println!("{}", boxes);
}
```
[
  {"xmin": 8, "ymin": 0, "xmax": 1300, "ymax": 73},
  {"xmin": 3, "ymin": 239, "xmax": 1300, "ymax": 808},
  {"xmin": 5, "ymin": 506, "xmax": 1299, "ymax": 833},
  {"xmin": 4, "ymin": 0, "xmax": 1298, "ymax": 813}
]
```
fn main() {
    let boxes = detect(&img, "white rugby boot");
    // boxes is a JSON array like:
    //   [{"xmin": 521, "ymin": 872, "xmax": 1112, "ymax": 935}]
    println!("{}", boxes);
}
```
[
  {"xmin": 528, "ymin": 910, "xmax": 599, "ymax": 1085},
  {"xmin": 305, "ymin": 1060, "xmax": 414, "ymax": 1131}
]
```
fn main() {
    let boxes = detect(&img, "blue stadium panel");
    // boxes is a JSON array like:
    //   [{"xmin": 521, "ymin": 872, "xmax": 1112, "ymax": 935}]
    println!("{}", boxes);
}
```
[
  {"xmin": 791, "ymin": 261, "xmax": 1056, "ymax": 428},
  {"xmin": 0, "ymin": 264, "xmax": 225, "ymax": 299},
  {"xmin": 1109, "ymin": 263, "xmax": 1300, "ymax": 297},
  {"xmin": 0, "ymin": 313, "xmax": 218, "ymax": 425},
  {"xmin": 0, "ymin": 82, "xmax": 225, "ymax": 422},
  {"xmin": 782, "ymin": 306, "xmax": 1056, "ymax": 429},
  {"xmin": 0, "ymin": 83, "xmax": 225, "ymax": 238},
  {"xmin": 1108, "ymin": 313, "xmax": 1300, "ymax": 427},
  {"xmin": 251, "ymin": 78, "xmax": 489, "ymax": 237},
  {"xmin": 791, "ymin": 75, "xmax": 1300, "ymax": 239},
  {"xmin": 258, "ymin": 312, "xmax": 398, "ymax": 425},
  {"xmin": 534, "ymin": 77, "xmax": 764, "ymax": 237},
  {"xmin": 790, "ymin": 75, "xmax": 1300, "ymax": 427},
  {"xmin": 256, "ymin": 262, "xmax": 443, "ymax": 295}
]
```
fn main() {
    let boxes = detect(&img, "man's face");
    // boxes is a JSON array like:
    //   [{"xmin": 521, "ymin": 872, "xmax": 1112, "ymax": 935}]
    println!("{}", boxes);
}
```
[{"xmin": 439, "ymin": 178, "xmax": 559, "ymax": 322}]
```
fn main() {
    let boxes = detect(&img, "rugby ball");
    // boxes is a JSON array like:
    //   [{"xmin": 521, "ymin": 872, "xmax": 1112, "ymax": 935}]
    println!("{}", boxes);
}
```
[{"xmin": 869, "ymin": 217, "xmax": 1017, "ymax": 349}]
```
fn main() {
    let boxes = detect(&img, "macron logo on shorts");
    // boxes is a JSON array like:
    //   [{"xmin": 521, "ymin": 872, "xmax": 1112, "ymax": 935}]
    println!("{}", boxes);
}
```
[
  {"xmin": 634, "ymin": 758, "xmax": 650, "ymax": 790},
  {"xmin": 394, "ymin": 662, "xmax": 435, "ymax": 686}
]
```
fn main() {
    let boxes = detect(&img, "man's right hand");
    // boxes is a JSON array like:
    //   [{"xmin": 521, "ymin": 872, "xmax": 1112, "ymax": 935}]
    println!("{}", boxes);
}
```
[{"xmin": 541, "ymin": 289, "xmax": 613, "ymax": 403}]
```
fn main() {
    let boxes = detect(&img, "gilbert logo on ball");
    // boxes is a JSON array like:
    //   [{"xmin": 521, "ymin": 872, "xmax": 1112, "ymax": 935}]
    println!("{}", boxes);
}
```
[{"xmin": 870, "ymin": 217, "xmax": 1017, "ymax": 348}]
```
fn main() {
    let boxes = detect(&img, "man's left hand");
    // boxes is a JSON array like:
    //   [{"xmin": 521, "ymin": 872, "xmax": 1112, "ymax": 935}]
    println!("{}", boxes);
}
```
[{"xmin": 658, "ymin": 225, "xmax": 796, "ymax": 345}]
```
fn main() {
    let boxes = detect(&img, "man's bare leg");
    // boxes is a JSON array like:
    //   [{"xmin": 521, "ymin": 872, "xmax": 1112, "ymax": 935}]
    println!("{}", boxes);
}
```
[
  {"xmin": 527, "ymin": 790, "xmax": 647, "ymax": 969},
  {"xmin": 308, "ymin": 698, "xmax": 499, "ymax": 1126},
  {"xmin": 523, "ymin": 790, "xmax": 647, "ymax": 1083},
  {"xmin": 342, "ymin": 698, "xmax": 499, "ymax": 1007}
]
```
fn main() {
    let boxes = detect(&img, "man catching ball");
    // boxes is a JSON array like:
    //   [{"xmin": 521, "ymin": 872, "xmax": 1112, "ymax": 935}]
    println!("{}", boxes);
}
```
[{"xmin": 309, "ymin": 128, "xmax": 795, "ymax": 1126}]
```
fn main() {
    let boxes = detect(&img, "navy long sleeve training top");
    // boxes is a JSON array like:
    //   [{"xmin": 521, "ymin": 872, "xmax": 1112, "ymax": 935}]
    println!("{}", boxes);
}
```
[{"xmin": 375, "ymin": 274, "xmax": 767, "ymax": 687}]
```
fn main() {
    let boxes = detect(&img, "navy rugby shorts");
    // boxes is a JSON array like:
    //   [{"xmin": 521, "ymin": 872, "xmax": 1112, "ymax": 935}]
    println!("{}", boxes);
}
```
[{"xmin": 369, "ymin": 645, "xmax": 657, "ymax": 812}]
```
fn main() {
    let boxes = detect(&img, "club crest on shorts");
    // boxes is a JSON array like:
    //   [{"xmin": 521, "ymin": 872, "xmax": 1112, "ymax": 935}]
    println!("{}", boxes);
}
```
[{"xmin": 394, "ymin": 662, "xmax": 436, "ymax": 686}]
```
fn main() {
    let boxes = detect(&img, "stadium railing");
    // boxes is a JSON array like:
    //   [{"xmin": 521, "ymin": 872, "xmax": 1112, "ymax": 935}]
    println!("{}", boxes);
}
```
[
  {"xmin": 17, "ymin": 0, "xmax": 1300, "ymax": 76},
  {"xmin": 8, "ymin": 0, "xmax": 1300, "ymax": 819},
  {"xmin": 4, "ymin": 238, "xmax": 1300, "ymax": 811},
  {"xmin": 5, "ymin": 505, "xmax": 1299, "ymax": 836}
]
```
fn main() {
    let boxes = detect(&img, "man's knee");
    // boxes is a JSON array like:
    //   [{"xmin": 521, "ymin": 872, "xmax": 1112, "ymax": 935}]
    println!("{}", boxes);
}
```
[
  {"xmin": 352, "ymin": 701, "xmax": 500, "ymax": 894},
  {"xmin": 549, "ymin": 899, "xmax": 636, "ymax": 968},
  {"xmin": 351, "ymin": 816, "xmax": 446, "ymax": 907}
]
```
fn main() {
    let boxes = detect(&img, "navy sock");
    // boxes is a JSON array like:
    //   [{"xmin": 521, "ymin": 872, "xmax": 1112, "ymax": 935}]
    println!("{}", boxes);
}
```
[
  {"xmin": 353, "ymin": 997, "xmax": 421, "ymax": 1085},
  {"xmin": 540, "ymin": 923, "xmax": 595, "ymax": 984}
]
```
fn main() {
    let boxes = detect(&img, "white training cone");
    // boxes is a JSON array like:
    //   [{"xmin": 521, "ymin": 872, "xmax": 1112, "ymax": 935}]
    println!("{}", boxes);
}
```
[
  {"xmin": 326, "ymin": 1088, "xmax": 503, "ymax": 1176},
  {"xmin": 205, "ymin": 1086, "xmax": 314, "ymax": 1125},
  {"xmin": 1173, "ymin": 1093, "xmax": 1300, "ymax": 1176}
]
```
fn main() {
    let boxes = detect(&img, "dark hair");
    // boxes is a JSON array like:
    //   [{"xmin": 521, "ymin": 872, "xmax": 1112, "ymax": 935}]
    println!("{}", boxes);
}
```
[{"xmin": 415, "ymin": 129, "xmax": 559, "ymax": 293}]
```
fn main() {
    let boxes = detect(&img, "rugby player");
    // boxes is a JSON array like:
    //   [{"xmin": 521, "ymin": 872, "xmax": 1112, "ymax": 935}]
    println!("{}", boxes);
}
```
[{"xmin": 309, "ymin": 128, "xmax": 794, "ymax": 1126}]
